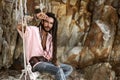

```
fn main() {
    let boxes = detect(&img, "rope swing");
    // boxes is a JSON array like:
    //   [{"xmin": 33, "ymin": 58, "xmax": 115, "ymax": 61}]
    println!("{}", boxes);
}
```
[
  {"xmin": 15, "ymin": 0, "xmax": 51, "ymax": 80},
  {"xmin": 15, "ymin": 0, "xmax": 46, "ymax": 80},
  {"xmin": 17, "ymin": 0, "xmax": 28, "ymax": 79}
]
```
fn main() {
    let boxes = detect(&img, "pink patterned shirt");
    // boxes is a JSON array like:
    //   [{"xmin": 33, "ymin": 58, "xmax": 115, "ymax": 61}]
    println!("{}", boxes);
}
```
[{"xmin": 17, "ymin": 26, "xmax": 53, "ymax": 62}]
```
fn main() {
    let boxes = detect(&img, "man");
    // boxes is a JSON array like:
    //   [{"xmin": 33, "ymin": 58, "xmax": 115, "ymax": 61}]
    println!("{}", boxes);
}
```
[{"xmin": 17, "ymin": 12, "xmax": 73, "ymax": 80}]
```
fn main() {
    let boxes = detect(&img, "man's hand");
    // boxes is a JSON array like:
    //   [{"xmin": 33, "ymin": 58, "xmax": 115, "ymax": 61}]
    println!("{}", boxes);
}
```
[
  {"xmin": 54, "ymin": 61, "xmax": 60, "ymax": 67},
  {"xmin": 17, "ymin": 23, "xmax": 26, "ymax": 32},
  {"xmin": 36, "ymin": 12, "xmax": 48, "ymax": 20}
]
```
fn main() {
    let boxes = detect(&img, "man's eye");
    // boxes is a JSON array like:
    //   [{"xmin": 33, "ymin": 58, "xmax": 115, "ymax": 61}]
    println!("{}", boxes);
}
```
[
  {"xmin": 44, "ymin": 20, "xmax": 47, "ymax": 22},
  {"xmin": 50, "ymin": 22, "xmax": 53, "ymax": 25}
]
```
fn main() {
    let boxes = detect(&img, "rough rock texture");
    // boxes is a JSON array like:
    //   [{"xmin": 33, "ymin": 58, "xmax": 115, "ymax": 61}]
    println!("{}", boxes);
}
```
[{"xmin": 0, "ymin": 0, "xmax": 120, "ymax": 80}]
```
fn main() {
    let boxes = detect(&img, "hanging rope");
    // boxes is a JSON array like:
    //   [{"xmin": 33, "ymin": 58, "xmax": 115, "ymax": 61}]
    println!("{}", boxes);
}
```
[
  {"xmin": 15, "ymin": 0, "xmax": 33, "ymax": 80},
  {"xmin": 39, "ymin": 0, "xmax": 45, "ymax": 12},
  {"xmin": 19, "ymin": 0, "xmax": 27, "ymax": 79},
  {"xmin": 15, "ymin": 0, "xmax": 46, "ymax": 80}
]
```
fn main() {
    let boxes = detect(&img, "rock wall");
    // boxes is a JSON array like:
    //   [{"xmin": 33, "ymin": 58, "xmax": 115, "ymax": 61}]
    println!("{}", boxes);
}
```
[{"xmin": 0, "ymin": 0, "xmax": 120, "ymax": 80}]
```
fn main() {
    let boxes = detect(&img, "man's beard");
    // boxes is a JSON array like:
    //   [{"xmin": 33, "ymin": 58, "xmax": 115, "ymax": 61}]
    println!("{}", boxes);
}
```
[{"xmin": 41, "ymin": 25, "xmax": 52, "ymax": 32}]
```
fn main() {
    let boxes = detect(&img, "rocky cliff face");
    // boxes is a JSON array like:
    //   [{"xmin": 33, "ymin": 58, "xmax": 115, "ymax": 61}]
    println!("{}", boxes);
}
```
[{"xmin": 0, "ymin": 0, "xmax": 120, "ymax": 80}]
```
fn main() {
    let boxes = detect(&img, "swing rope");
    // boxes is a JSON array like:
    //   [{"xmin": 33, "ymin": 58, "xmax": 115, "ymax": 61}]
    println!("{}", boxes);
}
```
[
  {"xmin": 19, "ymin": 0, "xmax": 27, "ymax": 80},
  {"xmin": 15, "ymin": 0, "xmax": 48, "ymax": 79},
  {"xmin": 15, "ymin": 0, "xmax": 37, "ymax": 80}
]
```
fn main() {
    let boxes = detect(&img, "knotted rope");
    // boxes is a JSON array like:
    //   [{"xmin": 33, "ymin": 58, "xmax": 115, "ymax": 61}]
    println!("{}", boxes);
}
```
[{"xmin": 15, "ymin": 0, "xmax": 48, "ymax": 79}]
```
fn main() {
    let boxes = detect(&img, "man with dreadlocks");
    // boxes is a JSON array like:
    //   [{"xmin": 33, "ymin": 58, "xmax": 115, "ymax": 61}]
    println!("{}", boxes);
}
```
[{"xmin": 17, "ymin": 12, "xmax": 73, "ymax": 80}]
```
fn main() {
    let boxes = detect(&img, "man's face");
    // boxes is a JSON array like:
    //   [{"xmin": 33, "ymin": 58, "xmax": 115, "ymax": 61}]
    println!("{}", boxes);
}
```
[{"xmin": 42, "ymin": 17, "xmax": 54, "ymax": 32}]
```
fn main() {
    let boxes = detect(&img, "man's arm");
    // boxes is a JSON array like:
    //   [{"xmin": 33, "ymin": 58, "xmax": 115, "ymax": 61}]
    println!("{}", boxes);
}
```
[
  {"xmin": 17, "ymin": 12, "xmax": 48, "ymax": 31},
  {"xmin": 36, "ymin": 12, "xmax": 48, "ymax": 20}
]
